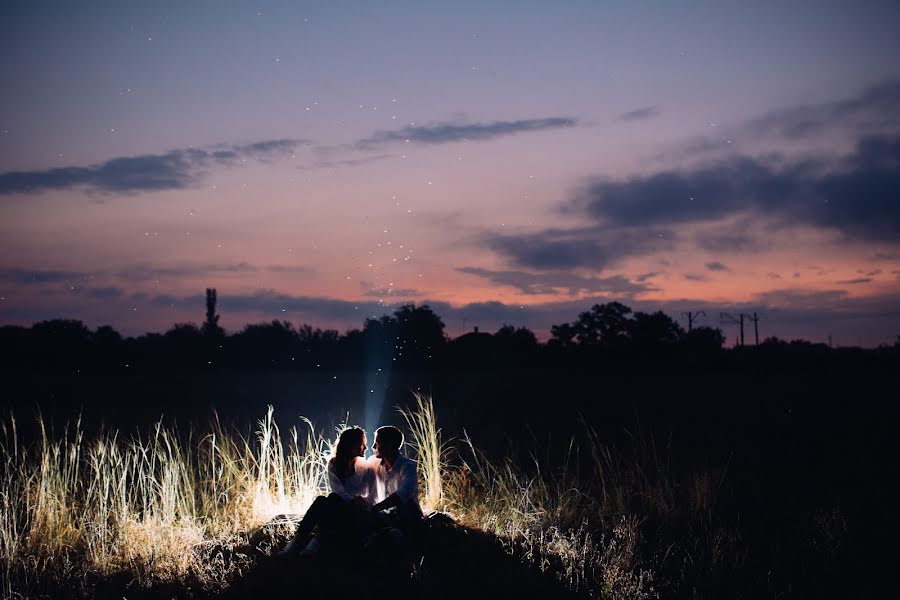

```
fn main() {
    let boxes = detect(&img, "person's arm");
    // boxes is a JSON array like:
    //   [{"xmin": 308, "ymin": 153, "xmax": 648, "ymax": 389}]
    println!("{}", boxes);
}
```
[
  {"xmin": 372, "ymin": 459, "xmax": 418, "ymax": 511},
  {"xmin": 372, "ymin": 492, "xmax": 402, "ymax": 512},
  {"xmin": 350, "ymin": 459, "xmax": 374, "ymax": 506},
  {"xmin": 393, "ymin": 459, "xmax": 418, "ymax": 503},
  {"xmin": 327, "ymin": 461, "xmax": 353, "ymax": 501}
]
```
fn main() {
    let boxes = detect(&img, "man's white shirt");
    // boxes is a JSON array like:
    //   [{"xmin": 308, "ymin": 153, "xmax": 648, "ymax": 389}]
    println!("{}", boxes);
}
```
[{"xmin": 366, "ymin": 453, "xmax": 422, "ymax": 514}]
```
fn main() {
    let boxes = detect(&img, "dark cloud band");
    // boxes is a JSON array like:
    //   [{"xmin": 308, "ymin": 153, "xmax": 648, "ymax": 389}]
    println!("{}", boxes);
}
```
[
  {"xmin": 483, "ymin": 225, "xmax": 676, "ymax": 271},
  {"xmin": 0, "ymin": 138, "xmax": 308, "ymax": 195},
  {"xmin": 357, "ymin": 117, "xmax": 576, "ymax": 147},
  {"xmin": 577, "ymin": 135, "xmax": 900, "ymax": 241},
  {"xmin": 457, "ymin": 266, "xmax": 656, "ymax": 297},
  {"xmin": 618, "ymin": 106, "xmax": 659, "ymax": 121}
]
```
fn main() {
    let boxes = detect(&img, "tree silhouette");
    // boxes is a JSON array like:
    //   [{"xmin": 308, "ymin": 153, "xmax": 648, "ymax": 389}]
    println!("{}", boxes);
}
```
[
  {"xmin": 164, "ymin": 322, "xmax": 204, "ymax": 367},
  {"xmin": 629, "ymin": 311, "xmax": 684, "ymax": 348},
  {"xmin": 14, "ymin": 298, "xmax": 893, "ymax": 375},
  {"xmin": 229, "ymin": 320, "xmax": 298, "ymax": 367},
  {"xmin": 494, "ymin": 324, "xmax": 539, "ymax": 366},
  {"xmin": 570, "ymin": 302, "xmax": 633, "ymax": 347},
  {"xmin": 685, "ymin": 326, "xmax": 726, "ymax": 353},
  {"xmin": 29, "ymin": 319, "xmax": 92, "ymax": 368},
  {"xmin": 360, "ymin": 304, "xmax": 447, "ymax": 369},
  {"xmin": 393, "ymin": 304, "xmax": 446, "ymax": 364},
  {"xmin": 549, "ymin": 322, "xmax": 577, "ymax": 349},
  {"xmin": 92, "ymin": 324, "xmax": 124, "ymax": 366},
  {"xmin": 201, "ymin": 288, "xmax": 224, "ymax": 338}
]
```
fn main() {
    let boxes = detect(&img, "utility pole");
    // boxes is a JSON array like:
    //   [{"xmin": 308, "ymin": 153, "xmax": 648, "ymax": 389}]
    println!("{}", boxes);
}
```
[
  {"xmin": 720, "ymin": 312, "xmax": 745, "ymax": 347},
  {"xmin": 681, "ymin": 310, "xmax": 706, "ymax": 333},
  {"xmin": 747, "ymin": 312, "xmax": 760, "ymax": 346}
]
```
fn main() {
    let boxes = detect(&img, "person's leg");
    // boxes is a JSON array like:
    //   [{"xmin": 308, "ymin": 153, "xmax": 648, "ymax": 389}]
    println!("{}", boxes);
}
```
[
  {"xmin": 283, "ymin": 494, "xmax": 340, "ymax": 552},
  {"xmin": 316, "ymin": 493, "xmax": 354, "ymax": 535},
  {"xmin": 393, "ymin": 502, "xmax": 424, "ymax": 548}
]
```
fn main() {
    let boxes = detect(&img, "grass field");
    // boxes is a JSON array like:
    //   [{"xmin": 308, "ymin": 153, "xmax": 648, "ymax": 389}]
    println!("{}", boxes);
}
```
[{"xmin": 0, "ymin": 388, "xmax": 874, "ymax": 598}]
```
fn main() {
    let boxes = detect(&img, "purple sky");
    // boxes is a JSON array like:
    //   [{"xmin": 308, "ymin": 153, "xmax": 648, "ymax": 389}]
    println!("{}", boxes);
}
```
[{"xmin": 2, "ymin": 1, "xmax": 899, "ymax": 346}]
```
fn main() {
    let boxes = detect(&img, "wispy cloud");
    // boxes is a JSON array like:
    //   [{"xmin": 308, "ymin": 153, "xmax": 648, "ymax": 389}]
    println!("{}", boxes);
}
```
[
  {"xmin": 83, "ymin": 287, "xmax": 123, "ymax": 300},
  {"xmin": 361, "ymin": 288, "xmax": 422, "ymax": 298},
  {"xmin": 457, "ymin": 266, "xmax": 655, "ymax": 297},
  {"xmin": 835, "ymin": 277, "xmax": 872, "ymax": 284},
  {"xmin": 265, "ymin": 265, "xmax": 314, "ymax": 275},
  {"xmin": 743, "ymin": 79, "xmax": 900, "ymax": 141},
  {"xmin": 705, "ymin": 261, "xmax": 730, "ymax": 272},
  {"xmin": 664, "ymin": 79, "xmax": 900, "ymax": 159},
  {"xmin": 754, "ymin": 288, "xmax": 849, "ymax": 310},
  {"xmin": 695, "ymin": 221, "xmax": 769, "ymax": 254},
  {"xmin": 618, "ymin": 106, "xmax": 659, "ymax": 121},
  {"xmin": 211, "ymin": 290, "xmax": 380, "ymax": 321},
  {"xmin": 0, "ymin": 262, "xmax": 313, "ymax": 286},
  {"xmin": 115, "ymin": 262, "xmax": 259, "ymax": 282},
  {"xmin": 297, "ymin": 153, "xmax": 394, "ymax": 171},
  {"xmin": 357, "ymin": 117, "xmax": 576, "ymax": 148},
  {"xmin": 0, "ymin": 267, "xmax": 90, "ymax": 284},
  {"xmin": 0, "ymin": 138, "xmax": 309, "ymax": 195},
  {"xmin": 635, "ymin": 272, "xmax": 660, "ymax": 282}
]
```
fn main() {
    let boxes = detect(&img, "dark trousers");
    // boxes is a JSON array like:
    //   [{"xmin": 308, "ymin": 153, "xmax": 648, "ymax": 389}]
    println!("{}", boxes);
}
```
[
  {"xmin": 290, "ymin": 493, "xmax": 358, "ymax": 543},
  {"xmin": 289, "ymin": 494, "xmax": 423, "ymax": 551},
  {"xmin": 387, "ymin": 501, "xmax": 424, "ymax": 537}
]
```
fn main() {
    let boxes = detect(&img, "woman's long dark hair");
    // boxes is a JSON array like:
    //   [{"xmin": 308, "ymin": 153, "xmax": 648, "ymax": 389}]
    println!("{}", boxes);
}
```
[{"xmin": 330, "ymin": 426, "xmax": 365, "ymax": 483}]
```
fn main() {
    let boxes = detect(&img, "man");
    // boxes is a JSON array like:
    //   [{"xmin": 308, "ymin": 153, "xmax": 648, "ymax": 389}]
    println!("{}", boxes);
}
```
[{"xmin": 367, "ymin": 425, "xmax": 422, "ymax": 534}]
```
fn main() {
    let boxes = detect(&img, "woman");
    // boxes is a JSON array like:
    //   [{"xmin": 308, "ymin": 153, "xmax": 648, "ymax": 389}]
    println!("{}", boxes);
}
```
[
  {"xmin": 327, "ymin": 426, "xmax": 372, "ymax": 506},
  {"xmin": 280, "ymin": 426, "xmax": 373, "ymax": 555}
]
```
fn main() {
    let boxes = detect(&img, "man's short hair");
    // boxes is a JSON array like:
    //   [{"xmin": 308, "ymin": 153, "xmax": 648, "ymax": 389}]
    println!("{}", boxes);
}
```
[{"xmin": 375, "ymin": 425, "xmax": 403, "ymax": 451}]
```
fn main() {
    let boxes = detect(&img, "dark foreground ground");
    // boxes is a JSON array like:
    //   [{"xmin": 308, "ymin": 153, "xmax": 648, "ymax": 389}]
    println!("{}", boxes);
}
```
[{"xmin": 71, "ymin": 518, "xmax": 576, "ymax": 600}]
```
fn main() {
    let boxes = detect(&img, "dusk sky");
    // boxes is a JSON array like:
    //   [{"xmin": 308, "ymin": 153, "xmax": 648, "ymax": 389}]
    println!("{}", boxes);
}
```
[{"xmin": 2, "ymin": 1, "xmax": 899, "ymax": 346}]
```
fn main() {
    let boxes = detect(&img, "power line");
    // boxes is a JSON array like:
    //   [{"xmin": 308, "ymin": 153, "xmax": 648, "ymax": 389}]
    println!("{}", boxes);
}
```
[
  {"xmin": 747, "ymin": 312, "xmax": 760, "ymax": 346},
  {"xmin": 720, "ymin": 312, "xmax": 744, "ymax": 347},
  {"xmin": 681, "ymin": 310, "xmax": 706, "ymax": 333},
  {"xmin": 720, "ymin": 312, "xmax": 762, "ymax": 347}
]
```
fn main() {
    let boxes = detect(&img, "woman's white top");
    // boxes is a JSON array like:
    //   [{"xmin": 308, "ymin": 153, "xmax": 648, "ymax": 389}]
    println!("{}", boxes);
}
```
[{"xmin": 327, "ymin": 457, "xmax": 373, "ymax": 504}]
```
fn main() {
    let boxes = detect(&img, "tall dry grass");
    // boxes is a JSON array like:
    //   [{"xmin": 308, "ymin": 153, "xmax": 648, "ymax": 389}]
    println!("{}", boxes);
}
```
[
  {"xmin": 398, "ymin": 392, "xmax": 449, "ymax": 512},
  {"xmin": 441, "ymin": 430, "xmax": 657, "ymax": 599},
  {"xmin": 1, "ymin": 399, "xmax": 662, "ymax": 599},
  {"xmin": 0, "ymin": 407, "xmax": 330, "ymax": 597}
]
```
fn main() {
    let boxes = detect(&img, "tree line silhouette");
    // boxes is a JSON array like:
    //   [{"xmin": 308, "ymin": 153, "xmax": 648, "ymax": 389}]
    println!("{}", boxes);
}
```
[{"xmin": 1, "ymin": 288, "xmax": 897, "ymax": 372}]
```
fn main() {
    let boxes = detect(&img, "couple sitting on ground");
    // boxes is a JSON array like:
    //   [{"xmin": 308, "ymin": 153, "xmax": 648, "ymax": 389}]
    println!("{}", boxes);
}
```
[{"xmin": 280, "ymin": 424, "xmax": 422, "ymax": 557}]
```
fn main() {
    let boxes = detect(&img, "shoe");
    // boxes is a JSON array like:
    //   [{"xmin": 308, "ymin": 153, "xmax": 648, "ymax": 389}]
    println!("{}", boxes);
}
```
[{"xmin": 277, "ymin": 538, "xmax": 300, "ymax": 556}]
